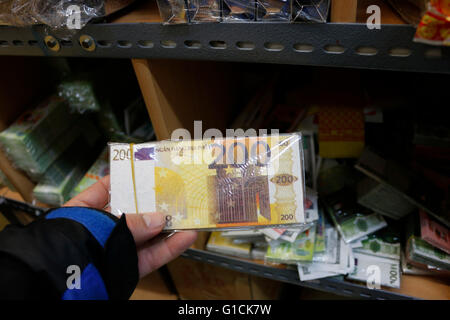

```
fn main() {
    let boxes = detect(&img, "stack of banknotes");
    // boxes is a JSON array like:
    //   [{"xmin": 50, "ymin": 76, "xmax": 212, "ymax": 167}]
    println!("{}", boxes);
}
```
[
  {"xmin": 0, "ymin": 96, "xmax": 78, "ymax": 181},
  {"xmin": 32, "ymin": 118, "xmax": 103, "ymax": 206},
  {"xmin": 110, "ymin": 133, "xmax": 310, "ymax": 230}
]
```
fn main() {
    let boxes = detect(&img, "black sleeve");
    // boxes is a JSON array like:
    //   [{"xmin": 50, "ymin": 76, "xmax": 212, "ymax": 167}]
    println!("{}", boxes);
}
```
[{"xmin": 0, "ymin": 207, "xmax": 139, "ymax": 300}]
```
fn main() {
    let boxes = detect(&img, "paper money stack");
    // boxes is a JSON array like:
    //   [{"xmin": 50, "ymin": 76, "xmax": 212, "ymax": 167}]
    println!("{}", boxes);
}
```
[
  {"xmin": 110, "ymin": 133, "xmax": 311, "ymax": 230},
  {"xmin": 0, "ymin": 96, "xmax": 78, "ymax": 181},
  {"xmin": 402, "ymin": 211, "xmax": 450, "ymax": 276},
  {"xmin": 32, "ymin": 118, "xmax": 103, "ymax": 206}
]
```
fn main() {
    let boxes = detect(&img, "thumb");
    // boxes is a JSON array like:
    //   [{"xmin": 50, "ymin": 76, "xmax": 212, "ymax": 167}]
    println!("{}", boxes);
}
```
[{"xmin": 125, "ymin": 212, "xmax": 166, "ymax": 247}]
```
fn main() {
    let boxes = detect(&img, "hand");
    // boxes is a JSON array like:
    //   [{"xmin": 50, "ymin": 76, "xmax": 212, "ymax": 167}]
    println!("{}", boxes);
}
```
[{"xmin": 64, "ymin": 175, "xmax": 197, "ymax": 278}]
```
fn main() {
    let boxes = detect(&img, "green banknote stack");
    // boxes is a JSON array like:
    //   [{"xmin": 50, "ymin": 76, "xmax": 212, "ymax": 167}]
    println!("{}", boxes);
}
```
[
  {"xmin": 33, "ymin": 119, "xmax": 102, "ymax": 206},
  {"xmin": 347, "ymin": 230, "xmax": 401, "ymax": 288},
  {"xmin": 407, "ymin": 236, "xmax": 450, "ymax": 271},
  {"xmin": 0, "ymin": 96, "xmax": 78, "ymax": 181}
]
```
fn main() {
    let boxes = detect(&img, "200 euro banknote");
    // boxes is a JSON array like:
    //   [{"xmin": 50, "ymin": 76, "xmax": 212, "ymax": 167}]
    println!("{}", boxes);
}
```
[{"xmin": 110, "ymin": 133, "xmax": 306, "ymax": 230}]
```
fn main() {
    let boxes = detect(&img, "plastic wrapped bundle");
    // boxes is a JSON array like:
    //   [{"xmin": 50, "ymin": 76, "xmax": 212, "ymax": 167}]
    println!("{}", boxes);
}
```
[
  {"xmin": 189, "ymin": 0, "xmax": 221, "ymax": 23},
  {"xmin": 33, "ymin": 120, "xmax": 103, "ymax": 206},
  {"xmin": 58, "ymin": 78, "xmax": 101, "ymax": 113},
  {"xmin": 222, "ymin": 0, "xmax": 256, "ymax": 21},
  {"xmin": 291, "ymin": 0, "xmax": 330, "ymax": 23},
  {"xmin": 156, "ymin": 0, "xmax": 189, "ymax": 24},
  {"xmin": 0, "ymin": 96, "xmax": 78, "ymax": 181},
  {"xmin": 256, "ymin": 0, "xmax": 290, "ymax": 21},
  {"xmin": 0, "ymin": 0, "xmax": 104, "ymax": 28}
]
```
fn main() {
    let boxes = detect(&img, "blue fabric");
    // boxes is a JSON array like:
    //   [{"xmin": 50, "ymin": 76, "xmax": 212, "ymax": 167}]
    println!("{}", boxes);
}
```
[
  {"xmin": 62, "ymin": 263, "xmax": 109, "ymax": 300},
  {"xmin": 46, "ymin": 207, "xmax": 115, "ymax": 247}
]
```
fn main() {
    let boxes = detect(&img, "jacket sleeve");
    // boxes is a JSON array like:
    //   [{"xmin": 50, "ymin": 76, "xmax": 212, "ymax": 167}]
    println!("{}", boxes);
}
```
[{"xmin": 0, "ymin": 207, "xmax": 139, "ymax": 300}]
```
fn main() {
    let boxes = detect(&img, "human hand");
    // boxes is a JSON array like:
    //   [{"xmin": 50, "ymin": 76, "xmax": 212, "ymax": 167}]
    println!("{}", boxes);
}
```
[{"xmin": 64, "ymin": 175, "xmax": 197, "ymax": 278}]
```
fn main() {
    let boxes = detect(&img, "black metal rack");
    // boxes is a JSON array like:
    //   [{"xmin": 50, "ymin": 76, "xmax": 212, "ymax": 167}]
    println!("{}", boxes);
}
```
[
  {"xmin": 181, "ymin": 248, "xmax": 416, "ymax": 300},
  {"xmin": 1, "ymin": 22, "xmax": 449, "ymax": 73}
]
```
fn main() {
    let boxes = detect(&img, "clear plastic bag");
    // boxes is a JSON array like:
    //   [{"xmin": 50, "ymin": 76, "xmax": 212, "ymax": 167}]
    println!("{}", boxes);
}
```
[
  {"xmin": 222, "ymin": 0, "xmax": 256, "ymax": 22},
  {"xmin": 156, "ymin": 0, "xmax": 189, "ymax": 24},
  {"xmin": 256, "ymin": 0, "xmax": 291, "ymax": 21},
  {"xmin": 0, "ymin": 0, "xmax": 104, "ymax": 29},
  {"xmin": 109, "ymin": 133, "xmax": 308, "ymax": 231},
  {"xmin": 189, "ymin": 0, "xmax": 221, "ymax": 23},
  {"xmin": 291, "ymin": 0, "xmax": 330, "ymax": 23}
]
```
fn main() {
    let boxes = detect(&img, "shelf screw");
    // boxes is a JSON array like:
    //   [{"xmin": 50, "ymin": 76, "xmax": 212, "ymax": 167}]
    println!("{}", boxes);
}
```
[
  {"xmin": 79, "ymin": 35, "xmax": 96, "ymax": 52},
  {"xmin": 44, "ymin": 35, "xmax": 60, "ymax": 52}
]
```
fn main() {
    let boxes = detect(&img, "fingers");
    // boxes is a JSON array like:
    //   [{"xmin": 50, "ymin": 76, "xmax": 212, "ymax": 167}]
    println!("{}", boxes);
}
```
[
  {"xmin": 137, "ymin": 231, "xmax": 198, "ymax": 278},
  {"xmin": 64, "ymin": 175, "xmax": 110, "ymax": 209},
  {"xmin": 125, "ymin": 213, "xmax": 166, "ymax": 247}
]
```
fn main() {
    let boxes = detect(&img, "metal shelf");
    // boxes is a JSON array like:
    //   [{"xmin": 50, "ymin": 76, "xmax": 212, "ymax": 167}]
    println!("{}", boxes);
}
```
[
  {"xmin": 1, "ymin": 22, "xmax": 449, "ymax": 73},
  {"xmin": 182, "ymin": 248, "xmax": 416, "ymax": 300}
]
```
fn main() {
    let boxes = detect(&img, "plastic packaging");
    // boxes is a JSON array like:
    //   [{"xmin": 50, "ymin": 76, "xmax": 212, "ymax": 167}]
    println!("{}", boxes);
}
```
[
  {"xmin": 222, "ymin": 0, "xmax": 256, "ymax": 22},
  {"xmin": 256, "ymin": 0, "xmax": 290, "ymax": 21},
  {"xmin": 58, "ymin": 78, "xmax": 101, "ymax": 114},
  {"xmin": 291, "ymin": 0, "xmax": 330, "ymax": 23},
  {"xmin": 189, "ymin": 0, "xmax": 221, "ymax": 23},
  {"xmin": 414, "ymin": 0, "xmax": 450, "ymax": 46},
  {"xmin": 109, "ymin": 133, "xmax": 308, "ymax": 231},
  {"xmin": 156, "ymin": 0, "xmax": 189, "ymax": 24},
  {"xmin": 0, "ymin": 0, "xmax": 104, "ymax": 29},
  {"xmin": 0, "ymin": 96, "xmax": 79, "ymax": 181}
]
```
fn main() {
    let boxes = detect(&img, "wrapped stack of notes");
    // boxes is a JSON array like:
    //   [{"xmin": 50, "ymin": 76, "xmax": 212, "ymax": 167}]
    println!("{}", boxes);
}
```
[{"xmin": 0, "ymin": 96, "xmax": 78, "ymax": 181}]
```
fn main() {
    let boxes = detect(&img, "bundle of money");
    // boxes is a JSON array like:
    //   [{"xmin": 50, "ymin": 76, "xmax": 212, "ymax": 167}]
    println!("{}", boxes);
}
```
[
  {"xmin": 324, "ymin": 188, "xmax": 387, "ymax": 244},
  {"xmin": 0, "ymin": 96, "xmax": 78, "ymax": 181},
  {"xmin": 110, "ymin": 133, "xmax": 307, "ymax": 231},
  {"xmin": 297, "ymin": 227, "xmax": 354, "ymax": 281},
  {"xmin": 346, "ymin": 229, "xmax": 401, "ymax": 288},
  {"xmin": 33, "ymin": 119, "xmax": 103, "ymax": 206},
  {"xmin": 406, "ymin": 235, "xmax": 450, "ymax": 271},
  {"xmin": 419, "ymin": 209, "xmax": 450, "ymax": 254},
  {"xmin": 266, "ymin": 226, "xmax": 316, "ymax": 264},
  {"xmin": 206, "ymin": 232, "xmax": 252, "ymax": 259}
]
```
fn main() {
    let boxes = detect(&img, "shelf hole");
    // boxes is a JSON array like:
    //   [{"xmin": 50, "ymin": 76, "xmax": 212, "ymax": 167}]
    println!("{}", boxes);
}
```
[
  {"xmin": 137, "ymin": 40, "xmax": 154, "ymax": 48},
  {"xmin": 97, "ymin": 40, "xmax": 113, "ymax": 48},
  {"xmin": 388, "ymin": 47, "xmax": 411, "ymax": 57},
  {"xmin": 28, "ymin": 40, "xmax": 38, "ymax": 46},
  {"xmin": 264, "ymin": 42, "xmax": 284, "ymax": 51},
  {"xmin": 118, "ymin": 40, "xmax": 132, "ymax": 48},
  {"xmin": 360, "ymin": 293, "xmax": 372, "ymax": 298},
  {"xmin": 425, "ymin": 48, "xmax": 442, "ymax": 59},
  {"xmin": 12, "ymin": 40, "xmax": 24, "ymax": 46},
  {"xmin": 236, "ymin": 41, "xmax": 255, "ymax": 50},
  {"xmin": 324, "ymin": 45, "xmax": 346, "ymax": 54},
  {"xmin": 355, "ymin": 46, "xmax": 378, "ymax": 56},
  {"xmin": 185, "ymin": 40, "xmax": 201, "ymax": 49},
  {"xmin": 210, "ymin": 40, "xmax": 226, "ymax": 49},
  {"xmin": 0, "ymin": 40, "xmax": 8, "ymax": 46},
  {"xmin": 60, "ymin": 40, "xmax": 73, "ymax": 47},
  {"xmin": 161, "ymin": 40, "xmax": 176, "ymax": 48},
  {"xmin": 293, "ymin": 43, "xmax": 313, "ymax": 52},
  {"xmin": 343, "ymin": 289, "xmax": 353, "ymax": 295}
]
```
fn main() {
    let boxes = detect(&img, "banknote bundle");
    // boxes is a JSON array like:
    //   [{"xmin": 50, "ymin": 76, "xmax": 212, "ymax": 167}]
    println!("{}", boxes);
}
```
[
  {"xmin": 110, "ymin": 133, "xmax": 308, "ymax": 231},
  {"xmin": 0, "ymin": 96, "xmax": 78, "ymax": 181},
  {"xmin": 33, "ymin": 119, "xmax": 103, "ymax": 206},
  {"xmin": 324, "ymin": 188, "xmax": 387, "ymax": 244},
  {"xmin": 347, "ymin": 230, "xmax": 401, "ymax": 288},
  {"xmin": 206, "ymin": 231, "xmax": 252, "ymax": 259},
  {"xmin": 406, "ymin": 236, "xmax": 450, "ymax": 271}
]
